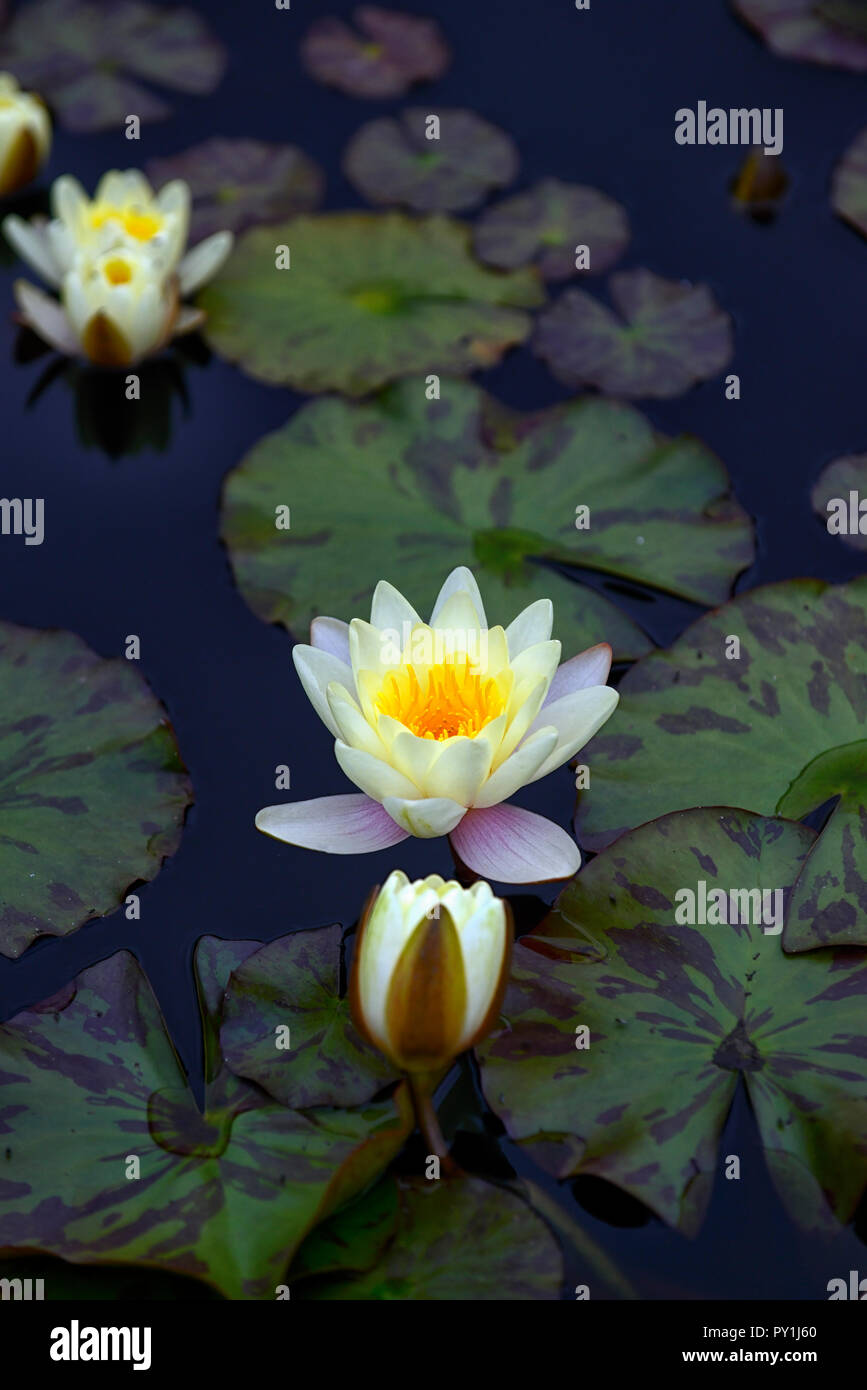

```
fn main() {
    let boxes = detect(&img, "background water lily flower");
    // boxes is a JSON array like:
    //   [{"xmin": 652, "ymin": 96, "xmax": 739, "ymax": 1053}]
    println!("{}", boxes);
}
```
[
  {"xmin": 350, "ymin": 871, "xmax": 511, "ymax": 1077},
  {"xmin": 0, "ymin": 73, "xmax": 51, "ymax": 200},
  {"xmin": 256, "ymin": 566, "xmax": 619, "ymax": 883}
]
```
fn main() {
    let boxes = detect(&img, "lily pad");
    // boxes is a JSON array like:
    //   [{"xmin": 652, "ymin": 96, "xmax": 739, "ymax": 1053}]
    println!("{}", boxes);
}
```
[
  {"xmin": 574, "ymin": 578, "xmax": 867, "ymax": 949},
  {"xmin": 220, "ymin": 378, "xmax": 753, "ymax": 664},
  {"xmin": 290, "ymin": 1176, "xmax": 400, "ymax": 1282},
  {"xmin": 732, "ymin": 0, "xmax": 867, "ymax": 71},
  {"xmin": 221, "ymin": 923, "xmax": 399, "ymax": 1108},
  {"xmin": 300, "ymin": 6, "xmax": 450, "ymax": 98},
  {"xmin": 533, "ymin": 269, "xmax": 734, "ymax": 399},
  {"xmin": 199, "ymin": 213, "xmax": 543, "ymax": 395},
  {"xmin": 146, "ymin": 139, "xmax": 325, "ymax": 242},
  {"xmin": 477, "ymin": 808, "xmax": 867, "ymax": 1235},
  {"xmin": 297, "ymin": 1177, "xmax": 563, "ymax": 1299},
  {"xmin": 0, "ymin": 0, "xmax": 226, "ymax": 133},
  {"xmin": 832, "ymin": 127, "xmax": 867, "ymax": 240},
  {"xmin": 811, "ymin": 452, "xmax": 867, "ymax": 551},
  {"xmin": 0, "ymin": 941, "xmax": 412, "ymax": 1299},
  {"xmin": 475, "ymin": 179, "xmax": 630, "ymax": 280},
  {"xmin": 0, "ymin": 621, "xmax": 191, "ymax": 959},
  {"xmin": 343, "ymin": 109, "xmax": 519, "ymax": 213}
]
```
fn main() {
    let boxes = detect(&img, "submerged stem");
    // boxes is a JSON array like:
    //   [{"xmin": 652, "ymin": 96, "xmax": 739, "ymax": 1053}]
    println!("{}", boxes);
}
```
[
  {"xmin": 508, "ymin": 1178, "xmax": 637, "ymax": 1299},
  {"xmin": 408, "ymin": 1071, "xmax": 461, "ymax": 1177}
]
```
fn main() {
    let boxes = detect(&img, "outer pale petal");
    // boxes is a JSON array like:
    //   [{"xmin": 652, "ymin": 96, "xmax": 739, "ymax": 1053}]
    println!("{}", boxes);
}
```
[
  {"xmin": 293, "ymin": 643, "xmax": 355, "ymax": 736},
  {"xmin": 544, "ymin": 643, "xmax": 613, "ymax": 707},
  {"xmin": 13, "ymin": 280, "xmax": 78, "ymax": 355},
  {"xmin": 178, "ymin": 230, "xmax": 233, "ymax": 296},
  {"xmin": 451, "ymin": 804, "xmax": 581, "ymax": 883},
  {"xmin": 355, "ymin": 871, "xmax": 420, "ymax": 1046},
  {"xmin": 456, "ymin": 897, "xmax": 510, "ymax": 1049},
  {"xmin": 370, "ymin": 579, "xmax": 421, "ymax": 634},
  {"xmin": 525, "ymin": 685, "xmax": 620, "ymax": 781},
  {"xmin": 310, "ymin": 616, "xmax": 350, "ymax": 663},
  {"xmin": 335, "ymin": 741, "xmax": 419, "ymax": 800},
  {"xmin": 473, "ymin": 727, "xmax": 558, "ymax": 808},
  {"xmin": 382, "ymin": 796, "xmax": 467, "ymax": 838},
  {"xmin": 3, "ymin": 216, "xmax": 62, "ymax": 286},
  {"xmin": 505, "ymin": 599, "xmax": 553, "ymax": 658},
  {"xmin": 255, "ymin": 793, "xmax": 409, "ymax": 852},
  {"xmin": 430, "ymin": 566, "xmax": 487, "ymax": 627}
]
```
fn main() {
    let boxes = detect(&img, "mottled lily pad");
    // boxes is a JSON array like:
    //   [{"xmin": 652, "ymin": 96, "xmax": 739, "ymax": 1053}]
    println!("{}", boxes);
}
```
[
  {"xmin": 199, "ymin": 213, "xmax": 543, "ymax": 395},
  {"xmin": 811, "ymin": 452, "xmax": 867, "ymax": 552},
  {"xmin": 220, "ymin": 378, "xmax": 753, "ymax": 664},
  {"xmin": 0, "ymin": 0, "xmax": 226, "ymax": 133},
  {"xmin": 343, "ymin": 109, "xmax": 519, "ymax": 213},
  {"xmin": 297, "ymin": 1177, "xmax": 563, "ymax": 1299},
  {"xmin": 0, "ymin": 621, "xmax": 191, "ymax": 959},
  {"xmin": 0, "ymin": 941, "xmax": 412, "ymax": 1299},
  {"xmin": 290, "ymin": 1176, "xmax": 400, "ymax": 1282},
  {"xmin": 475, "ymin": 179, "xmax": 630, "ymax": 280},
  {"xmin": 575, "ymin": 578, "xmax": 867, "ymax": 950},
  {"xmin": 221, "ymin": 923, "xmax": 399, "ymax": 1108},
  {"xmin": 477, "ymin": 809, "xmax": 867, "ymax": 1234},
  {"xmin": 832, "ymin": 127, "xmax": 867, "ymax": 240},
  {"xmin": 733, "ymin": 0, "xmax": 867, "ymax": 70},
  {"xmin": 300, "ymin": 6, "xmax": 450, "ymax": 98},
  {"xmin": 533, "ymin": 268, "xmax": 734, "ymax": 399},
  {"xmin": 146, "ymin": 139, "xmax": 325, "ymax": 241}
]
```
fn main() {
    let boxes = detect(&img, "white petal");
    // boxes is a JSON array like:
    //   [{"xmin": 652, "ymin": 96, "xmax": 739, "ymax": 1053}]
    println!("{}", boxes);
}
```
[
  {"xmin": 51, "ymin": 175, "xmax": 88, "ymax": 226},
  {"xmin": 456, "ymin": 898, "xmax": 509, "ymax": 1049},
  {"xmin": 293, "ymin": 644, "xmax": 355, "ymax": 737},
  {"xmin": 13, "ymin": 280, "xmax": 78, "ymax": 355},
  {"xmin": 3, "ymin": 216, "xmax": 61, "ymax": 286},
  {"xmin": 326, "ymin": 683, "xmax": 384, "ymax": 758},
  {"xmin": 430, "ymin": 566, "xmax": 487, "ymax": 627},
  {"xmin": 525, "ymin": 686, "xmax": 620, "ymax": 782},
  {"xmin": 370, "ymin": 579, "xmax": 421, "ymax": 634},
  {"xmin": 381, "ymin": 796, "xmax": 467, "ymax": 838},
  {"xmin": 544, "ymin": 644, "xmax": 613, "ymax": 707},
  {"xmin": 334, "ymin": 741, "xmax": 419, "ymax": 800},
  {"xmin": 424, "ymin": 735, "xmax": 493, "ymax": 805},
  {"xmin": 310, "ymin": 616, "xmax": 350, "ymax": 663},
  {"xmin": 178, "ymin": 230, "xmax": 233, "ymax": 295},
  {"xmin": 505, "ymin": 599, "xmax": 554, "ymax": 658},
  {"xmin": 474, "ymin": 727, "xmax": 558, "ymax": 808},
  {"xmin": 255, "ymin": 793, "xmax": 408, "ymax": 853}
]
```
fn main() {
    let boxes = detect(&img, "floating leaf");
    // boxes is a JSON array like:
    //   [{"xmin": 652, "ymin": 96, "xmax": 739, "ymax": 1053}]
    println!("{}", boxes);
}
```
[
  {"xmin": 533, "ymin": 268, "xmax": 734, "ymax": 399},
  {"xmin": 733, "ymin": 0, "xmax": 867, "ymax": 69},
  {"xmin": 220, "ymin": 378, "xmax": 753, "ymax": 664},
  {"xmin": 832, "ymin": 126, "xmax": 867, "ymax": 240},
  {"xmin": 290, "ymin": 1176, "xmax": 400, "ymax": 1281},
  {"xmin": 145, "ymin": 139, "xmax": 325, "ymax": 242},
  {"xmin": 343, "ymin": 109, "xmax": 519, "ymax": 213},
  {"xmin": 298, "ymin": 1177, "xmax": 563, "ymax": 1298},
  {"xmin": 574, "ymin": 578, "xmax": 867, "ymax": 949},
  {"xmin": 0, "ymin": 0, "xmax": 226, "ymax": 133},
  {"xmin": 477, "ymin": 808, "xmax": 867, "ymax": 1234},
  {"xmin": 221, "ymin": 924, "xmax": 399, "ymax": 1108},
  {"xmin": 0, "ymin": 942, "xmax": 412, "ymax": 1298},
  {"xmin": 811, "ymin": 452, "xmax": 867, "ymax": 552},
  {"xmin": 300, "ymin": 6, "xmax": 450, "ymax": 98},
  {"xmin": 0, "ymin": 621, "xmax": 191, "ymax": 958},
  {"xmin": 199, "ymin": 213, "xmax": 543, "ymax": 395},
  {"xmin": 475, "ymin": 178, "xmax": 630, "ymax": 280}
]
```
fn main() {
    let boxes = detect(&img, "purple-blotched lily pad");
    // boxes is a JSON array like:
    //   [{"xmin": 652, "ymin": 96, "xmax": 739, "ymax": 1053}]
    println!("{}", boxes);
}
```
[
  {"xmin": 221, "ymin": 923, "xmax": 399, "ymax": 1108},
  {"xmin": 477, "ymin": 808, "xmax": 867, "ymax": 1235},
  {"xmin": 832, "ymin": 127, "xmax": 867, "ymax": 239},
  {"xmin": 146, "ymin": 139, "xmax": 325, "ymax": 241},
  {"xmin": 0, "ymin": 621, "xmax": 191, "ymax": 959},
  {"xmin": 475, "ymin": 178, "xmax": 630, "ymax": 280},
  {"xmin": 811, "ymin": 452, "xmax": 867, "ymax": 551},
  {"xmin": 533, "ymin": 268, "xmax": 734, "ymax": 399},
  {"xmin": 574, "ymin": 577, "xmax": 867, "ymax": 950},
  {"xmin": 300, "ymin": 6, "xmax": 450, "ymax": 98},
  {"xmin": 0, "ymin": 0, "xmax": 227, "ymax": 132},
  {"xmin": 343, "ymin": 109, "xmax": 519, "ymax": 213},
  {"xmin": 0, "ymin": 941, "xmax": 412, "ymax": 1299},
  {"xmin": 733, "ymin": 0, "xmax": 867, "ymax": 70}
]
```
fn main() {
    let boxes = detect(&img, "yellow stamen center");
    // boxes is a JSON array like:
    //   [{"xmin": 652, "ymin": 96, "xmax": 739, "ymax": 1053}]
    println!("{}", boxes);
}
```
[
  {"xmin": 103, "ymin": 258, "xmax": 133, "ymax": 285},
  {"xmin": 91, "ymin": 204, "xmax": 162, "ymax": 241},
  {"xmin": 376, "ymin": 660, "xmax": 504, "ymax": 741}
]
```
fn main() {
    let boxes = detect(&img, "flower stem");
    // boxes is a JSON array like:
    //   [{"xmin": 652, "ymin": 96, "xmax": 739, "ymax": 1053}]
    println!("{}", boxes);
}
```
[
  {"xmin": 408, "ymin": 1071, "xmax": 461, "ymax": 1177},
  {"xmin": 508, "ymin": 1178, "xmax": 637, "ymax": 1299}
]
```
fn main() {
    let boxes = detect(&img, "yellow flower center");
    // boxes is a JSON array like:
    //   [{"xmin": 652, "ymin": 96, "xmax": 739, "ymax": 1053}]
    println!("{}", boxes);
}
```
[
  {"xmin": 103, "ymin": 258, "xmax": 133, "ymax": 285},
  {"xmin": 376, "ymin": 660, "xmax": 504, "ymax": 741},
  {"xmin": 90, "ymin": 204, "xmax": 163, "ymax": 241}
]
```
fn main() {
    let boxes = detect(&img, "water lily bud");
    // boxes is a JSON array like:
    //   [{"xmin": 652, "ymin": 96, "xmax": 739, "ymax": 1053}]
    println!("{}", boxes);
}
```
[
  {"xmin": 350, "ymin": 870, "xmax": 511, "ymax": 1074},
  {"xmin": 61, "ymin": 246, "xmax": 175, "ymax": 368},
  {"xmin": 0, "ymin": 73, "xmax": 51, "ymax": 198}
]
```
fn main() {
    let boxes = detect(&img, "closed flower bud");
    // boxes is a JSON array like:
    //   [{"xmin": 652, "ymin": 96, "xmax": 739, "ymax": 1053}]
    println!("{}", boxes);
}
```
[{"xmin": 0, "ymin": 73, "xmax": 51, "ymax": 199}]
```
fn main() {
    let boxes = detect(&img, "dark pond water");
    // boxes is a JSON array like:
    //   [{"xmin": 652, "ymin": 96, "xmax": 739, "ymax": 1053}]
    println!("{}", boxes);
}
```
[{"xmin": 0, "ymin": 0, "xmax": 865, "ymax": 1298}]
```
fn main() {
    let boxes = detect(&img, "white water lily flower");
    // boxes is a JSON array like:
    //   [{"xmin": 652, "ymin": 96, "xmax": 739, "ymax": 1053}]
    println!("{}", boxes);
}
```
[
  {"xmin": 350, "ymin": 870, "xmax": 511, "ymax": 1074},
  {"xmin": 0, "ymin": 73, "xmax": 51, "ymax": 198},
  {"xmin": 256, "ymin": 566, "xmax": 619, "ymax": 883}
]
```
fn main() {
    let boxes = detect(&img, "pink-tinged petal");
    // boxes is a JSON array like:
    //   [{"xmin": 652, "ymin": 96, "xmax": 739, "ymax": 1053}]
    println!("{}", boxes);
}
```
[
  {"xmin": 451, "ymin": 804, "xmax": 581, "ymax": 883},
  {"xmin": 255, "ymin": 794, "xmax": 409, "ymax": 853},
  {"xmin": 310, "ymin": 616, "xmax": 350, "ymax": 664},
  {"xmin": 13, "ymin": 280, "xmax": 78, "ymax": 356},
  {"xmin": 543, "ymin": 643, "xmax": 613, "ymax": 708},
  {"xmin": 381, "ymin": 796, "xmax": 467, "ymax": 838}
]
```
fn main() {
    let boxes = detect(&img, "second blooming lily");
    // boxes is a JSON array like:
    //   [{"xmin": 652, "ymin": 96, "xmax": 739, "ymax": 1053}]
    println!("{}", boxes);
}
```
[{"xmin": 256, "ymin": 567, "xmax": 619, "ymax": 883}]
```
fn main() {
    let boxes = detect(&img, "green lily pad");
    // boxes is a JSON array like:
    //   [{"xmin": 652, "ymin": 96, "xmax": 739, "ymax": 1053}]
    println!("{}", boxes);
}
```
[
  {"xmin": 220, "ymin": 378, "xmax": 753, "ymax": 663},
  {"xmin": 811, "ymin": 452, "xmax": 867, "ymax": 552},
  {"xmin": 477, "ymin": 808, "xmax": 867, "ymax": 1235},
  {"xmin": 343, "ymin": 109, "xmax": 519, "ymax": 214},
  {"xmin": 733, "ymin": 0, "xmax": 867, "ymax": 70},
  {"xmin": 0, "ymin": 0, "xmax": 226, "ymax": 133},
  {"xmin": 221, "ymin": 923, "xmax": 399, "ymax": 1108},
  {"xmin": 0, "ymin": 621, "xmax": 191, "ymax": 959},
  {"xmin": 832, "ymin": 126, "xmax": 867, "ymax": 240},
  {"xmin": 199, "ymin": 213, "xmax": 543, "ymax": 395},
  {"xmin": 475, "ymin": 178, "xmax": 630, "ymax": 280},
  {"xmin": 574, "ymin": 578, "xmax": 867, "ymax": 949},
  {"xmin": 533, "ymin": 268, "xmax": 734, "ymax": 399},
  {"xmin": 0, "ymin": 941, "xmax": 412, "ymax": 1299},
  {"xmin": 297, "ymin": 1177, "xmax": 563, "ymax": 1299},
  {"xmin": 290, "ymin": 1176, "xmax": 400, "ymax": 1281},
  {"xmin": 145, "ymin": 139, "xmax": 325, "ymax": 242},
  {"xmin": 300, "ymin": 6, "xmax": 450, "ymax": 98}
]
